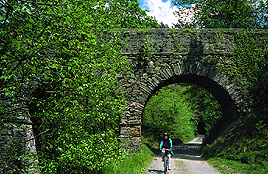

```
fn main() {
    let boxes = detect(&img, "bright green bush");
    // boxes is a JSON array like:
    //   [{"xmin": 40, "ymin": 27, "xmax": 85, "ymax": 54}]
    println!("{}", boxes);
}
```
[
  {"xmin": 143, "ymin": 84, "xmax": 197, "ymax": 144},
  {"xmin": 0, "ymin": 0, "xmax": 159, "ymax": 173}
]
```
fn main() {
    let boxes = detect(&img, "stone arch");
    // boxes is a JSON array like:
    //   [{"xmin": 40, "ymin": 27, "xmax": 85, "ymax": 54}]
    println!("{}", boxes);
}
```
[
  {"xmin": 120, "ymin": 61, "xmax": 245, "ymax": 152},
  {"xmin": 0, "ymin": 79, "xmax": 41, "ymax": 172}
]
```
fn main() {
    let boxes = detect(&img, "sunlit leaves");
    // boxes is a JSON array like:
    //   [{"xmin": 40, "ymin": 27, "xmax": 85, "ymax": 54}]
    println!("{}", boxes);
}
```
[
  {"xmin": 173, "ymin": 0, "xmax": 267, "ymax": 28},
  {"xmin": 143, "ymin": 84, "xmax": 197, "ymax": 143},
  {"xmin": 1, "ymin": 0, "xmax": 159, "ymax": 172}
]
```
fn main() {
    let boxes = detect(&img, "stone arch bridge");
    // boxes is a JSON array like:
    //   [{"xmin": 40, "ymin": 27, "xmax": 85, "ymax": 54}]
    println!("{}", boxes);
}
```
[
  {"xmin": 118, "ymin": 28, "xmax": 248, "ymax": 152},
  {"xmin": 1, "ymin": 28, "xmax": 260, "ymax": 170}
]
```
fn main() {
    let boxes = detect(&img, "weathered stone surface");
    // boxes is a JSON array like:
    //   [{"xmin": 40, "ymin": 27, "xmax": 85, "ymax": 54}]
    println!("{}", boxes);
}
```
[{"xmin": 117, "ymin": 28, "xmax": 258, "ymax": 154}]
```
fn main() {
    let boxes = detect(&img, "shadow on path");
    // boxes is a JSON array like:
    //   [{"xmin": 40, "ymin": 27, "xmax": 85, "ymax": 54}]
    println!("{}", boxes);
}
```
[
  {"xmin": 173, "ymin": 142, "xmax": 204, "ymax": 161},
  {"xmin": 147, "ymin": 169, "xmax": 164, "ymax": 174}
]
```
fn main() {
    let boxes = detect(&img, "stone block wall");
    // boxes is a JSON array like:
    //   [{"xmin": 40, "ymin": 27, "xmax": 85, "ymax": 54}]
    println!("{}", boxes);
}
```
[
  {"xmin": 0, "ymin": 81, "xmax": 39, "ymax": 173},
  {"xmin": 117, "ymin": 28, "xmax": 252, "ymax": 152}
]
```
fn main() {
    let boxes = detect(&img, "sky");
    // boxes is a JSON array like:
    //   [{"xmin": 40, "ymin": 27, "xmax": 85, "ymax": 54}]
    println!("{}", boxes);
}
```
[{"xmin": 137, "ymin": 0, "xmax": 180, "ymax": 27}]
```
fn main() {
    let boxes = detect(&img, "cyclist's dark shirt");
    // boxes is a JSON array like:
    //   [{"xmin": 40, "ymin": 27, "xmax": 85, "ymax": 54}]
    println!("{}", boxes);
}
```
[{"xmin": 162, "ymin": 138, "xmax": 171, "ymax": 148}]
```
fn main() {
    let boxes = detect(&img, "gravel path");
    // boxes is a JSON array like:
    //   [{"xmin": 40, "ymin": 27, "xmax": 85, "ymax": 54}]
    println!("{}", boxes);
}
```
[{"xmin": 146, "ymin": 136, "xmax": 220, "ymax": 174}]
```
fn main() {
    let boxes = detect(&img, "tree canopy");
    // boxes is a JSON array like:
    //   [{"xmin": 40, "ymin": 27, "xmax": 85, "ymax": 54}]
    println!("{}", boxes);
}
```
[
  {"xmin": 173, "ymin": 0, "xmax": 268, "ymax": 28},
  {"xmin": 0, "ymin": 0, "xmax": 159, "ymax": 173}
]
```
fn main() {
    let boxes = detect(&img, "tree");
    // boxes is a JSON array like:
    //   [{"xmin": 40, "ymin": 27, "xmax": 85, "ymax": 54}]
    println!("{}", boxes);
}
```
[
  {"xmin": 0, "ymin": 0, "xmax": 158, "ymax": 173},
  {"xmin": 172, "ymin": 0, "xmax": 268, "ymax": 28},
  {"xmin": 181, "ymin": 84, "xmax": 222, "ymax": 136},
  {"xmin": 106, "ymin": 0, "xmax": 160, "ymax": 28},
  {"xmin": 143, "ymin": 84, "xmax": 197, "ymax": 145}
]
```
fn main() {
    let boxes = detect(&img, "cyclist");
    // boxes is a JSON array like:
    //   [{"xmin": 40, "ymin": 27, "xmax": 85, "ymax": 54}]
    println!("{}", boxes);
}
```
[{"xmin": 160, "ymin": 132, "xmax": 173, "ymax": 170}]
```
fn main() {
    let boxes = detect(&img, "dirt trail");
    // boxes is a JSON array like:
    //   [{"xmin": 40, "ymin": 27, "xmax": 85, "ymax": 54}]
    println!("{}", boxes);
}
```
[{"xmin": 146, "ymin": 136, "xmax": 220, "ymax": 174}]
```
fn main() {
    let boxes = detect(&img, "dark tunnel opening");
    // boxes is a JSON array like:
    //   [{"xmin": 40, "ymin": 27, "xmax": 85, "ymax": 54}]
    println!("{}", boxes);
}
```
[{"xmin": 197, "ymin": 118, "xmax": 206, "ymax": 135}]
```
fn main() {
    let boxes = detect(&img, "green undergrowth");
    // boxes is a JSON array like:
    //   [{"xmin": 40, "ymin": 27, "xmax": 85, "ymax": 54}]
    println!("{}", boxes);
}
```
[
  {"xmin": 202, "ymin": 30, "xmax": 268, "ymax": 173},
  {"xmin": 207, "ymin": 157, "xmax": 268, "ymax": 174},
  {"xmin": 103, "ymin": 144, "xmax": 155, "ymax": 174},
  {"xmin": 142, "ymin": 135, "xmax": 160, "ymax": 150},
  {"xmin": 203, "ymin": 112, "xmax": 268, "ymax": 173}
]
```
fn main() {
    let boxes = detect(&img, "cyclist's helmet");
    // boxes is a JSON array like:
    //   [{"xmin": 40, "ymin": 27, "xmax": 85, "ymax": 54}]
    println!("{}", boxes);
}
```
[{"xmin": 163, "ymin": 132, "xmax": 169, "ymax": 136}]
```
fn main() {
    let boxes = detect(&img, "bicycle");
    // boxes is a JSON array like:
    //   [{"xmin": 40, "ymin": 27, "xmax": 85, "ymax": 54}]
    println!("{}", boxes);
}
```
[{"xmin": 162, "ymin": 148, "xmax": 170, "ymax": 174}]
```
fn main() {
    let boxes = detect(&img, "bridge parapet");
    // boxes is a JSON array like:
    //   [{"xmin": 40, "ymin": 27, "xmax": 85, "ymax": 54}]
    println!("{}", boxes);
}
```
[{"xmin": 120, "ymin": 28, "xmax": 236, "ymax": 56}]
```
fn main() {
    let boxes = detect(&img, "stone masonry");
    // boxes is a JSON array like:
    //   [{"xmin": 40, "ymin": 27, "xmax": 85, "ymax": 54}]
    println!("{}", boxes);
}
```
[
  {"xmin": 117, "ymin": 28, "xmax": 254, "ymax": 152},
  {"xmin": 1, "ymin": 79, "xmax": 40, "ymax": 173}
]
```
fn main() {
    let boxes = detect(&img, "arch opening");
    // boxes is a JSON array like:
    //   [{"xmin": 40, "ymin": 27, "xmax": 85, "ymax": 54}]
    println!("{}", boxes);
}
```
[{"xmin": 141, "ymin": 73, "xmax": 238, "ymax": 148}]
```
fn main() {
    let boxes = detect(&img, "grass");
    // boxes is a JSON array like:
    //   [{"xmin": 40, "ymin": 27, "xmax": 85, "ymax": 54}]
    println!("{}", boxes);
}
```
[
  {"xmin": 207, "ymin": 157, "xmax": 268, "ymax": 174},
  {"xmin": 103, "ymin": 144, "xmax": 155, "ymax": 174}
]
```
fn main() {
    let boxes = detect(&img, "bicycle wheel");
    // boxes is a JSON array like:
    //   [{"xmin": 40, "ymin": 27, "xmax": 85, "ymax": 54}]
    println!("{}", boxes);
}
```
[{"xmin": 164, "ymin": 156, "xmax": 168, "ymax": 174}]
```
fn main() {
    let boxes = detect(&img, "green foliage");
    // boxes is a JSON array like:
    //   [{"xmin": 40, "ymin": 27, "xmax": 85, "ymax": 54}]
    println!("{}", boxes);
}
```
[
  {"xmin": 173, "ymin": 0, "xmax": 268, "ymax": 28},
  {"xmin": 234, "ymin": 31, "xmax": 268, "ymax": 111},
  {"xmin": 0, "ymin": 0, "xmax": 159, "ymax": 173},
  {"xmin": 103, "ymin": 144, "xmax": 155, "ymax": 174},
  {"xmin": 181, "ymin": 83, "xmax": 222, "ymax": 137},
  {"xmin": 215, "ymin": 30, "xmax": 268, "ymax": 113},
  {"xmin": 142, "ymin": 83, "xmax": 221, "ymax": 148},
  {"xmin": 142, "ymin": 83, "xmax": 222, "ymax": 148},
  {"xmin": 207, "ymin": 157, "xmax": 268, "ymax": 174},
  {"xmin": 106, "ymin": 0, "xmax": 159, "ymax": 28},
  {"xmin": 143, "ymin": 84, "xmax": 197, "ymax": 144}
]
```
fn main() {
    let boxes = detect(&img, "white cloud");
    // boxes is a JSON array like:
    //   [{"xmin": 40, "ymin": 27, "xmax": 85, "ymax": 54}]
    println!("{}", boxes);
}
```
[{"xmin": 141, "ymin": 0, "xmax": 179, "ymax": 27}]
